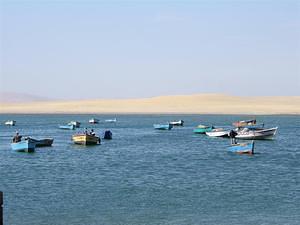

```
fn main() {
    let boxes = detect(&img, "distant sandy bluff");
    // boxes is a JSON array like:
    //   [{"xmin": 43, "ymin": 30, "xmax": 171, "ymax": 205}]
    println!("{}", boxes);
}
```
[{"xmin": 0, "ymin": 94, "xmax": 300, "ymax": 114}]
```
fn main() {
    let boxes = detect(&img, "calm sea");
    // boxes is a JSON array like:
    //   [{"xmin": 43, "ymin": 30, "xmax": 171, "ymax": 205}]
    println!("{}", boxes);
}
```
[{"xmin": 0, "ymin": 114, "xmax": 299, "ymax": 225}]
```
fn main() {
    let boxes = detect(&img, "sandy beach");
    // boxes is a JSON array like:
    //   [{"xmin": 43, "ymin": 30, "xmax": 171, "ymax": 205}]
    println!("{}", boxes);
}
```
[{"xmin": 0, "ymin": 94, "xmax": 299, "ymax": 114}]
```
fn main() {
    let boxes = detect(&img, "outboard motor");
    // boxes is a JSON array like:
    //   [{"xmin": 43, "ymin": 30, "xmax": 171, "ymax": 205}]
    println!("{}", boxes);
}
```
[{"xmin": 104, "ymin": 130, "xmax": 112, "ymax": 140}]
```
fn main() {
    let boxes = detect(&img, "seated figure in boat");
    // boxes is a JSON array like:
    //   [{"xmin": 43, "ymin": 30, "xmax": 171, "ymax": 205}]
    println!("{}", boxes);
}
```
[
  {"xmin": 12, "ymin": 132, "xmax": 22, "ymax": 143},
  {"xmin": 90, "ymin": 129, "xmax": 96, "ymax": 136}
]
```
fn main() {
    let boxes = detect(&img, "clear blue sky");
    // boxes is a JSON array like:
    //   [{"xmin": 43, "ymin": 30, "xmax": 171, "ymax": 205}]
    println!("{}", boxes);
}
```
[{"xmin": 0, "ymin": 0, "xmax": 299, "ymax": 99}]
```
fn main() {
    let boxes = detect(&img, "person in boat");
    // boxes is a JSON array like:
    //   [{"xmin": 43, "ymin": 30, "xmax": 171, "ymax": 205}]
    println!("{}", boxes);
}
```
[
  {"xmin": 84, "ymin": 128, "xmax": 88, "ymax": 135},
  {"xmin": 12, "ymin": 131, "xmax": 22, "ymax": 143},
  {"xmin": 229, "ymin": 129, "xmax": 238, "ymax": 144},
  {"xmin": 90, "ymin": 129, "xmax": 96, "ymax": 136}
]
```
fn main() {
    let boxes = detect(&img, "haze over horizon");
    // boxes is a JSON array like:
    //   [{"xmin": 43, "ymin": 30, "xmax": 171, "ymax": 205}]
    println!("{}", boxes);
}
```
[{"xmin": 1, "ymin": 0, "xmax": 299, "ymax": 100}]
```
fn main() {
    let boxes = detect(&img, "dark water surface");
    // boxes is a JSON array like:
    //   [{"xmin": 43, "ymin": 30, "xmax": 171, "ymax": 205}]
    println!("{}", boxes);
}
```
[{"xmin": 0, "ymin": 114, "xmax": 299, "ymax": 225}]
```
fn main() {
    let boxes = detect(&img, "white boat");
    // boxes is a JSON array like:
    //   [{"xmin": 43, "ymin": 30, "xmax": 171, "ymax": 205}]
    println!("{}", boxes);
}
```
[
  {"xmin": 5, "ymin": 120, "xmax": 16, "ymax": 126},
  {"xmin": 206, "ymin": 128, "xmax": 230, "ymax": 137},
  {"xmin": 169, "ymin": 120, "xmax": 184, "ymax": 126},
  {"xmin": 105, "ymin": 118, "xmax": 117, "ymax": 123},
  {"xmin": 89, "ymin": 118, "xmax": 99, "ymax": 124},
  {"xmin": 68, "ymin": 121, "xmax": 81, "ymax": 128},
  {"xmin": 11, "ymin": 139, "xmax": 35, "ymax": 152},
  {"xmin": 235, "ymin": 127, "xmax": 278, "ymax": 140}
]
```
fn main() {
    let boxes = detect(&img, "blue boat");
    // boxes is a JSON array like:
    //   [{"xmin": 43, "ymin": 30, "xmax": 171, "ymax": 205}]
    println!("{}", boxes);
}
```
[
  {"xmin": 59, "ymin": 124, "xmax": 75, "ymax": 130},
  {"xmin": 153, "ymin": 124, "xmax": 173, "ymax": 130},
  {"xmin": 11, "ymin": 140, "xmax": 36, "ymax": 153},
  {"xmin": 227, "ymin": 141, "xmax": 255, "ymax": 154}
]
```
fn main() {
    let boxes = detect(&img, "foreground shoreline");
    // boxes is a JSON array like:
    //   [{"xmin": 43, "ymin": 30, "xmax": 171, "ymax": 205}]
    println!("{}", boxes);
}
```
[{"xmin": 1, "ymin": 94, "xmax": 299, "ymax": 115}]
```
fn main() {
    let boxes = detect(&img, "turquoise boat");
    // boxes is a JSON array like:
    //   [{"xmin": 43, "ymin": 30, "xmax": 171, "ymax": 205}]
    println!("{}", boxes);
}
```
[
  {"xmin": 193, "ymin": 125, "xmax": 214, "ymax": 134},
  {"xmin": 153, "ymin": 124, "xmax": 173, "ymax": 130},
  {"xmin": 11, "ymin": 140, "xmax": 35, "ymax": 153},
  {"xmin": 227, "ymin": 141, "xmax": 254, "ymax": 154},
  {"xmin": 59, "ymin": 124, "xmax": 75, "ymax": 130}
]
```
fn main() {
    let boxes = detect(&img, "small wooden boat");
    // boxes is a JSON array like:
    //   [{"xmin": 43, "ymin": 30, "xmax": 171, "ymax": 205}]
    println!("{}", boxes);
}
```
[
  {"xmin": 105, "ymin": 118, "xmax": 117, "ymax": 123},
  {"xmin": 89, "ymin": 118, "xmax": 99, "ymax": 124},
  {"xmin": 68, "ymin": 121, "xmax": 81, "ymax": 128},
  {"xmin": 232, "ymin": 119, "xmax": 256, "ymax": 127},
  {"xmin": 205, "ymin": 128, "xmax": 230, "ymax": 137},
  {"xmin": 153, "ymin": 124, "xmax": 173, "ymax": 130},
  {"xmin": 169, "ymin": 120, "xmax": 184, "ymax": 126},
  {"xmin": 5, "ymin": 120, "xmax": 16, "ymax": 126},
  {"xmin": 28, "ymin": 138, "xmax": 54, "ymax": 147},
  {"xmin": 72, "ymin": 134, "xmax": 100, "ymax": 145},
  {"xmin": 59, "ymin": 124, "xmax": 75, "ymax": 130},
  {"xmin": 104, "ymin": 130, "xmax": 112, "ymax": 139},
  {"xmin": 11, "ymin": 139, "xmax": 35, "ymax": 152},
  {"xmin": 193, "ymin": 125, "xmax": 214, "ymax": 134},
  {"xmin": 228, "ymin": 141, "xmax": 255, "ymax": 154},
  {"xmin": 235, "ymin": 127, "xmax": 278, "ymax": 140}
]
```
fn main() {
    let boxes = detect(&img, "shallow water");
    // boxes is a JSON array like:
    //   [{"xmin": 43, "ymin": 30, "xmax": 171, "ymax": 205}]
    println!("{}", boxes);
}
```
[{"xmin": 0, "ymin": 114, "xmax": 299, "ymax": 225}]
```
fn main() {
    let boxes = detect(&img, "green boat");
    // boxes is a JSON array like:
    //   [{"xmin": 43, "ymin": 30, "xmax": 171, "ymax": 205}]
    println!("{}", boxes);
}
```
[{"xmin": 193, "ymin": 125, "xmax": 214, "ymax": 134}]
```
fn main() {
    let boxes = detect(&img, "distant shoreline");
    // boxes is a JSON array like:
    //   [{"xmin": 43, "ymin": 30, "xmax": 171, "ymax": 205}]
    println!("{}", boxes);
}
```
[{"xmin": 1, "ymin": 94, "xmax": 299, "ymax": 115}]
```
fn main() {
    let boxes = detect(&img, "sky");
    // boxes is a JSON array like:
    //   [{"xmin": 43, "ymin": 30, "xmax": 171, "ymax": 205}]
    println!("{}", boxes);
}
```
[{"xmin": 0, "ymin": 0, "xmax": 299, "ymax": 100}]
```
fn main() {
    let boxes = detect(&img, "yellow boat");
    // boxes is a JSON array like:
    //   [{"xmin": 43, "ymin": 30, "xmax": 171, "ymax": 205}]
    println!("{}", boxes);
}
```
[{"xmin": 72, "ymin": 134, "xmax": 100, "ymax": 145}]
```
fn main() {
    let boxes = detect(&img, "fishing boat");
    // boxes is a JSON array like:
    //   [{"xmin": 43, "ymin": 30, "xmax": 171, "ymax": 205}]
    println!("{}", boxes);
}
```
[
  {"xmin": 228, "ymin": 141, "xmax": 255, "ymax": 154},
  {"xmin": 27, "ymin": 138, "xmax": 54, "ymax": 147},
  {"xmin": 105, "ymin": 118, "xmax": 117, "ymax": 123},
  {"xmin": 232, "ymin": 119, "xmax": 256, "ymax": 127},
  {"xmin": 72, "ymin": 134, "xmax": 100, "ymax": 145},
  {"xmin": 153, "ymin": 124, "xmax": 173, "ymax": 130},
  {"xmin": 89, "ymin": 118, "xmax": 99, "ymax": 124},
  {"xmin": 59, "ymin": 124, "xmax": 75, "ymax": 130},
  {"xmin": 169, "ymin": 120, "xmax": 184, "ymax": 126},
  {"xmin": 11, "ymin": 139, "xmax": 35, "ymax": 152},
  {"xmin": 104, "ymin": 130, "xmax": 113, "ymax": 139},
  {"xmin": 205, "ymin": 128, "xmax": 230, "ymax": 137},
  {"xmin": 193, "ymin": 125, "xmax": 214, "ymax": 134},
  {"xmin": 235, "ymin": 127, "xmax": 278, "ymax": 140},
  {"xmin": 5, "ymin": 120, "xmax": 16, "ymax": 126},
  {"xmin": 68, "ymin": 121, "xmax": 81, "ymax": 128}
]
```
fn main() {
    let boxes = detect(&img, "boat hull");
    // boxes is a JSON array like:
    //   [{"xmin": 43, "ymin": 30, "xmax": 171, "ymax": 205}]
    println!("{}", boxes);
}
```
[
  {"xmin": 11, "ymin": 140, "xmax": 35, "ymax": 152},
  {"xmin": 193, "ymin": 126, "xmax": 213, "ymax": 134},
  {"xmin": 105, "ymin": 118, "xmax": 117, "ymax": 123},
  {"xmin": 29, "ymin": 138, "xmax": 54, "ymax": 147},
  {"xmin": 236, "ymin": 127, "xmax": 278, "ymax": 140},
  {"xmin": 228, "ymin": 141, "xmax": 254, "ymax": 154},
  {"xmin": 69, "ymin": 121, "xmax": 80, "ymax": 128},
  {"xmin": 89, "ymin": 119, "xmax": 99, "ymax": 124},
  {"xmin": 59, "ymin": 125, "xmax": 75, "ymax": 130},
  {"xmin": 5, "ymin": 120, "xmax": 16, "ymax": 126},
  {"xmin": 72, "ymin": 134, "xmax": 100, "ymax": 145},
  {"xmin": 169, "ymin": 120, "xmax": 184, "ymax": 126},
  {"xmin": 205, "ymin": 129, "xmax": 229, "ymax": 137},
  {"xmin": 153, "ymin": 124, "xmax": 173, "ymax": 130}
]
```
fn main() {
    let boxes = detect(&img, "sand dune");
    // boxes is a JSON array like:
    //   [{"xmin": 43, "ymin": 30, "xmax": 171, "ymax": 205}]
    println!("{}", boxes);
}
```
[{"xmin": 0, "ymin": 94, "xmax": 299, "ymax": 114}]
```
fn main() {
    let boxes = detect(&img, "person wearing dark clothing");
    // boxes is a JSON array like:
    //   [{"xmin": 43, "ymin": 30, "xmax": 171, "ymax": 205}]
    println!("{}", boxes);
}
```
[
  {"xmin": 12, "ymin": 132, "xmax": 22, "ymax": 143},
  {"xmin": 104, "ymin": 130, "xmax": 112, "ymax": 140},
  {"xmin": 229, "ymin": 130, "xmax": 238, "ymax": 144}
]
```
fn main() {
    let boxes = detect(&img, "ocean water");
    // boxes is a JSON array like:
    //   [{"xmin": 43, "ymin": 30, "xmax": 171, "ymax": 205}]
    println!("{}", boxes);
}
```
[{"xmin": 0, "ymin": 114, "xmax": 299, "ymax": 225}]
